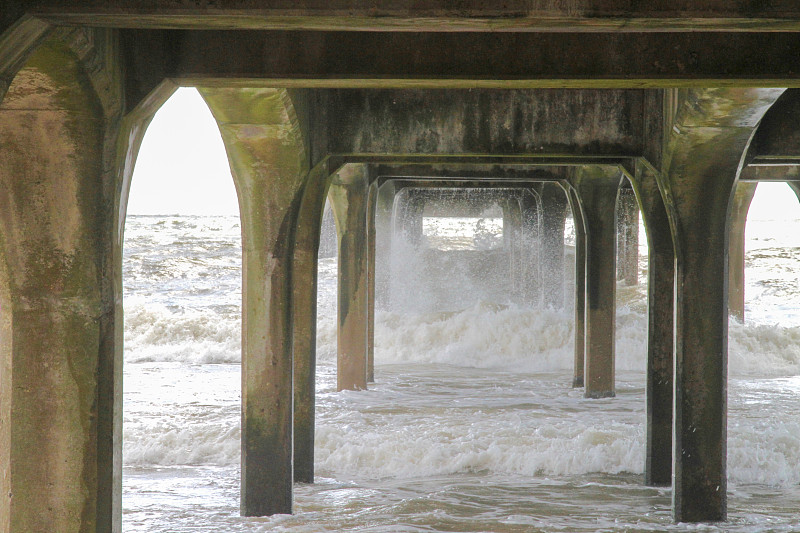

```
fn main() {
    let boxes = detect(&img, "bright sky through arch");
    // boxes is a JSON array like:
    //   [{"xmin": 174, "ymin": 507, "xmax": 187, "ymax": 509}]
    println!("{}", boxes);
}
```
[{"xmin": 127, "ymin": 87, "xmax": 239, "ymax": 216}]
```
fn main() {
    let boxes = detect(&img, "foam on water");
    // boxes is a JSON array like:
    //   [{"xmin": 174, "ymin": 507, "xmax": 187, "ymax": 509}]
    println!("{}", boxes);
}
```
[{"xmin": 122, "ymin": 212, "xmax": 800, "ymax": 532}]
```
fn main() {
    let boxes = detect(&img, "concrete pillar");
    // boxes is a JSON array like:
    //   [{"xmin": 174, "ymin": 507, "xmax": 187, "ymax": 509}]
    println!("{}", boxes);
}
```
[
  {"xmin": 330, "ymin": 165, "xmax": 370, "ymax": 391},
  {"xmin": 573, "ymin": 167, "xmax": 620, "ymax": 399},
  {"xmin": 520, "ymin": 189, "xmax": 542, "ymax": 307},
  {"xmin": 617, "ymin": 186, "xmax": 640, "ymax": 286},
  {"xmin": 630, "ymin": 164, "xmax": 675, "ymax": 487},
  {"xmin": 503, "ymin": 196, "xmax": 525, "ymax": 302},
  {"xmin": 366, "ymin": 180, "xmax": 379, "ymax": 382},
  {"xmin": 566, "ymin": 187, "xmax": 587, "ymax": 388},
  {"xmin": 292, "ymin": 164, "xmax": 331, "ymax": 484},
  {"xmin": 540, "ymin": 183, "xmax": 568, "ymax": 309},
  {"xmin": 0, "ymin": 32, "xmax": 125, "ymax": 533},
  {"xmin": 659, "ymin": 88, "xmax": 783, "ymax": 523},
  {"xmin": 375, "ymin": 181, "xmax": 397, "ymax": 308},
  {"xmin": 728, "ymin": 182, "xmax": 757, "ymax": 322},
  {"xmin": 200, "ymin": 88, "xmax": 311, "ymax": 516}
]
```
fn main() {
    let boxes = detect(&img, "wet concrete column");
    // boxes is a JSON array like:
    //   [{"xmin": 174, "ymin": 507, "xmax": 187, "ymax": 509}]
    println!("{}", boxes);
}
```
[
  {"xmin": 540, "ymin": 183, "xmax": 568, "ymax": 309},
  {"xmin": 292, "ymin": 164, "xmax": 331, "ymax": 484},
  {"xmin": 503, "ymin": 197, "xmax": 524, "ymax": 302},
  {"xmin": 366, "ymin": 180, "xmax": 378, "ymax": 382},
  {"xmin": 330, "ymin": 165, "xmax": 370, "ymax": 391},
  {"xmin": 631, "ymin": 164, "xmax": 674, "ymax": 487},
  {"xmin": 0, "ymin": 34, "xmax": 125, "ymax": 533},
  {"xmin": 566, "ymin": 187, "xmax": 587, "ymax": 388},
  {"xmin": 728, "ymin": 182, "xmax": 756, "ymax": 322},
  {"xmin": 520, "ymin": 189, "xmax": 542, "ymax": 307},
  {"xmin": 617, "ymin": 187, "xmax": 640, "ymax": 286},
  {"xmin": 573, "ymin": 167, "xmax": 621, "ymax": 398},
  {"xmin": 375, "ymin": 181, "xmax": 398, "ymax": 308},
  {"xmin": 201, "ymin": 88, "xmax": 311, "ymax": 516},
  {"xmin": 659, "ymin": 88, "xmax": 782, "ymax": 523}
]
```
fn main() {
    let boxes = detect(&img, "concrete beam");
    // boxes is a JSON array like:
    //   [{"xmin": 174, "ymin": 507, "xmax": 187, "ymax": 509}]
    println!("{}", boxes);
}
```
[
  {"xmin": 25, "ymin": 2, "xmax": 800, "ymax": 32},
  {"xmin": 118, "ymin": 29, "xmax": 800, "ymax": 88},
  {"xmin": 658, "ymin": 88, "xmax": 784, "ymax": 523},
  {"xmin": 572, "ymin": 167, "xmax": 621, "ymax": 399},
  {"xmin": 200, "ymin": 87, "xmax": 310, "ymax": 516}
]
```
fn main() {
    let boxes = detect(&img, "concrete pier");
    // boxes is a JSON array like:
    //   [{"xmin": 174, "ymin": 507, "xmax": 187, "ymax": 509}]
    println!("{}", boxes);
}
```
[
  {"xmin": 201, "ymin": 88, "xmax": 310, "ymax": 516},
  {"xmin": 631, "ymin": 163, "xmax": 675, "ymax": 487},
  {"xmin": 660, "ymin": 88, "xmax": 783, "ymax": 522},
  {"xmin": 292, "ymin": 163, "xmax": 332, "ymax": 484},
  {"xmin": 7, "ymin": 4, "xmax": 800, "ymax": 529},
  {"xmin": 566, "ymin": 187, "xmax": 587, "ymax": 389},
  {"xmin": 573, "ymin": 167, "xmax": 621, "ymax": 399},
  {"xmin": 617, "ymin": 187, "xmax": 640, "ymax": 286},
  {"xmin": 728, "ymin": 182, "xmax": 757, "ymax": 322},
  {"xmin": 330, "ymin": 165, "xmax": 370, "ymax": 392},
  {"xmin": 540, "ymin": 183, "xmax": 569, "ymax": 310}
]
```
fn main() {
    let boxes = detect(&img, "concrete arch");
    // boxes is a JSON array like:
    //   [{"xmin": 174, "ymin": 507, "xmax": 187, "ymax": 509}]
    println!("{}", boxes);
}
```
[
  {"xmin": 199, "ymin": 87, "xmax": 314, "ymax": 516},
  {"xmin": 0, "ymin": 28, "xmax": 125, "ymax": 532}
]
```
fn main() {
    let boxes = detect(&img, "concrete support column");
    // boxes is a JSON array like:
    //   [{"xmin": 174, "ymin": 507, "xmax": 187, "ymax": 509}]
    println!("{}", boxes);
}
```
[
  {"xmin": 520, "ymin": 189, "xmax": 542, "ymax": 307},
  {"xmin": 0, "ymin": 33, "xmax": 125, "ymax": 533},
  {"xmin": 617, "ymin": 187, "xmax": 640, "ymax": 286},
  {"xmin": 201, "ymin": 88, "xmax": 311, "ymax": 516},
  {"xmin": 566, "ymin": 187, "xmax": 587, "ymax": 388},
  {"xmin": 728, "ymin": 182, "xmax": 757, "ymax": 322},
  {"xmin": 375, "ymin": 181, "xmax": 397, "ymax": 308},
  {"xmin": 658, "ymin": 88, "xmax": 782, "ymax": 523},
  {"xmin": 573, "ymin": 167, "xmax": 620, "ymax": 399},
  {"xmin": 503, "ymin": 196, "xmax": 525, "ymax": 302},
  {"xmin": 631, "ymin": 164, "xmax": 675, "ymax": 487},
  {"xmin": 366, "ymin": 180, "xmax": 379, "ymax": 382},
  {"xmin": 292, "ymin": 164, "xmax": 331, "ymax": 484},
  {"xmin": 330, "ymin": 165, "xmax": 370, "ymax": 391},
  {"xmin": 540, "ymin": 183, "xmax": 568, "ymax": 309}
]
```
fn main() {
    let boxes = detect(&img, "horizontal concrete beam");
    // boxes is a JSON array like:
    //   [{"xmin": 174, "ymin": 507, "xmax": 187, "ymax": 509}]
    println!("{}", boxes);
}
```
[
  {"xmin": 739, "ymin": 165, "xmax": 800, "ymax": 181},
  {"xmin": 121, "ymin": 30, "xmax": 800, "ymax": 88},
  {"xmin": 24, "ymin": 1, "xmax": 800, "ymax": 31}
]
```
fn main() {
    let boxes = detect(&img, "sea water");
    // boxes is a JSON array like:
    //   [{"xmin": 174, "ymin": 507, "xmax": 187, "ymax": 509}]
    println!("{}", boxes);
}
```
[{"xmin": 122, "ymin": 212, "xmax": 800, "ymax": 532}]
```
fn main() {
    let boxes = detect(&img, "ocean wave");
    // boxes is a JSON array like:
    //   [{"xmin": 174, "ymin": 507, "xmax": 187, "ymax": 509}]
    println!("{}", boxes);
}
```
[{"xmin": 125, "ymin": 301, "xmax": 240, "ymax": 364}]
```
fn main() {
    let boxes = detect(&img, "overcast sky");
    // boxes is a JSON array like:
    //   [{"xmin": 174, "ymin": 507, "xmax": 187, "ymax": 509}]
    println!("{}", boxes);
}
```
[
  {"xmin": 127, "ymin": 87, "xmax": 239, "ymax": 216},
  {"xmin": 127, "ymin": 87, "xmax": 799, "ymax": 221}
]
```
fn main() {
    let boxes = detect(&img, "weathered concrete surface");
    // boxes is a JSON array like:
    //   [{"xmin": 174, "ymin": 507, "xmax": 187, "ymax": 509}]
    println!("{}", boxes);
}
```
[
  {"xmin": 519, "ymin": 188, "xmax": 542, "ymax": 307},
  {"xmin": 747, "ymin": 89, "xmax": 800, "ymax": 164},
  {"xmin": 0, "ymin": 29, "xmax": 124, "ymax": 533},
  {"xmin": 328, "ymin": 90, "xmax": 643, "ymax": 157},
  {"xmin": 200, "ymin": 87, "xmax": 309, "ymax": 516},
  {"xmin": 728, "ymin": 182, "xmax": 757, "ymax": 322},
  {"xmin": 330, "ymin": 165, "xmax": 370, "ymax": 391},
  {"xmin": 26, "ymin": 1, "xmax": 800, "ymax": 32},
  {"xmin": 24, "ymin": 1, "xmax": 800, "ymax": 34},
  {"xmin": 658, "ymin": 88, "xmax": 784, "ymax": 522},
  {"xmin": 572, "ymin": 167, "xmax": 621, "ymax": 399},
  {"xmin": 366, "ymin": 180, "xmax": 378, "ymax": 382},
  {"xmin": 616, "ymin": 186, "xmax": 639, "ymax": 286},
  {"xmin": 540, "ymin": 182, "xmax": 568, "ymax": 310},
  {"xmin": 118, "ymin": 29, "xmax": 800, "ymax": 88},
  {"xmin": 292, "ymin": 162, "xmax": 332, "ymax": 484},
  {"xmin": 566, "ymin": 186, "xmax": 586, "ymax": 388},
  {"xmin": 0, "ymin": 14, "xmax": 51, "ymax": 104},
  {"xmin": 629, "ymin": 163, "xmax": 674, "ymax": 487}
]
